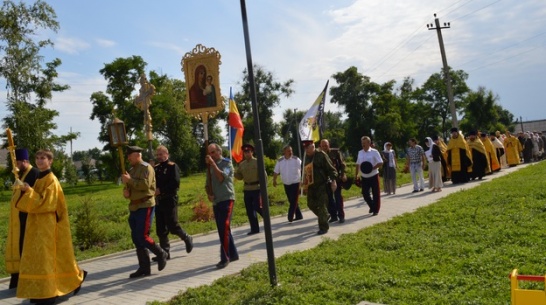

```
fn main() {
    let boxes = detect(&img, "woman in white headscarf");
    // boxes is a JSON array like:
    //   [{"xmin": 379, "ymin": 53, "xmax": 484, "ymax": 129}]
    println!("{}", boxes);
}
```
[
  {"xmin": 381, "ymin": 142, "xmax": 397, "ymax": 195},
  {"xmin": 425, "ymin": 136, "xmax": 443, "ymax": 192}
]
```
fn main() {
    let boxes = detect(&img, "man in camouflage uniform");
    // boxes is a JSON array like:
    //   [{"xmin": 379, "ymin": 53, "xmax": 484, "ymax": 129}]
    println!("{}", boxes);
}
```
[
  {"xmin": 152, "ymin": 145, "xmax": 193, "ymax": 262},
  {"xmin": 302, "ymin": 140, "xmax": 338, "ymax": 235},
  {"xmin": 122, "ymin": 146, "xmax": 168, "ymax": 278},
  {"xmin": 234, "ymin": 144, "xmax": 263, "ymax": 235},
  {"xmin": 320, "ymin": 139, "xmax": 347, "ymax": 223}
]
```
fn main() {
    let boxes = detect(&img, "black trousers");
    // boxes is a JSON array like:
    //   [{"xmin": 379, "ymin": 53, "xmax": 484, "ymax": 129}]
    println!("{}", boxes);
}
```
[
  {"xmin": 327, "ymin": 182, "xmax": 344, "ymax": 220},
  {"xmin": 155, "ymin": 195, "xmax": 188, "ymax": 252},
  {"xmin": 284, "ymin": 183, "xmax": 303, "ymax": 221},
  {"xmin": 361, "ymin": 174, "xmax": 381, "ymax": 214},
  {"xmin": 244, "ymin": 190, "xmax": 263, "ymax": 233}
]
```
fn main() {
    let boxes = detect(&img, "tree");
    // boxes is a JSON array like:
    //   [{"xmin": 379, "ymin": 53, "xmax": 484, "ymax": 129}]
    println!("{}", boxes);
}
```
[
  {"xmin": 279, "ymin": 109, "xmax": 304, "ymax": 157},
  {"xmin": 234, "ymin": 65, "xmax": 294, "ymax": 159},
  {"xmin": 0, "ymin": 1, "xmax": 76, "ymax": 153},
  {"xmin": 330, "ymin": 66, "xmax": 380, "ymax": 157},
  {"xmin": 459, "ymin": 86, "xmax": 514, "ymax": 133},
  {"xmin": 90, "ymin": 56, "xmax": 147, "ymax": 148},
  {"xmin": 415, "ymin": 68, "xmax": 470, "ymax": 133},
  {"xmin": 147, "ymin": 72, "xmax": 201, "ymax": 175},
  {"xmin": 321, "ymin": 111, "xmax": 347, "ymax": 150}
]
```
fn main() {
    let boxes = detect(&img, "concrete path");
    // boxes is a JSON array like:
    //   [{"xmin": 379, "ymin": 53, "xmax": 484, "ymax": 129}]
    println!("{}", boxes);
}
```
[{"xmin": 0, "ymin": 164, "xmax": 528, "ymax": 305}]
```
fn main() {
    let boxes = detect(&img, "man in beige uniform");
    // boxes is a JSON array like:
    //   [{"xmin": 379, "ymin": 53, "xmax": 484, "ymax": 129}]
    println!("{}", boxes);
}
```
[{"xmin": 122, "ymin": 146, "xmax": 168, "ymax": 278}]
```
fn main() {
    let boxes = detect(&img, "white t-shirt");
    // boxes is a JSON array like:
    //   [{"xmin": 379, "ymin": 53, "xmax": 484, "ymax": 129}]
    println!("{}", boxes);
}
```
[
  {"xmin": 273, "ymin": 156, "xmax": 302, "ymax": 185},
  {"xmin": 356, "ymin": 148, "xmax": 383, "ymax": 178}
]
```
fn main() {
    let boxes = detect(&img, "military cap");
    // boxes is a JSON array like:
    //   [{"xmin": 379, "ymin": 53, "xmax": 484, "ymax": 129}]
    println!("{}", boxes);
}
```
[
  {"xmin": 242, "ymin": 144, "xmax": 254, "ymax": 152},
  {"xmin": 360, "ymin": 161, "xmax": 373, "ymax": 175},
  {"xmin": 126, "ymin": 145, "xmax": 143, "ymax": 155},
  {"xmin": 15, "ymin": 148, "xmax": 29, "ymax": 161},
  {"xmin": 301, "ymin": 140, "xmax": 315, "ymax": 148}
]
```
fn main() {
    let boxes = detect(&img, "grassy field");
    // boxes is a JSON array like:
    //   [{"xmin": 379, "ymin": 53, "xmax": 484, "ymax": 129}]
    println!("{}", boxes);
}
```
[
  {"xmin": 0, "ymin": 161, "xmax": 413, "ymax": 278},
  {"xmin": 150, "ymin": 162, "xmax": 546, "ymax": 305}
]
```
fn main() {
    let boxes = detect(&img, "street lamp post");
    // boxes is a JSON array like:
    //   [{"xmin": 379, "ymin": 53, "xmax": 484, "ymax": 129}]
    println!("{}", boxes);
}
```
[{"xmin": 108, "ymin": 118, "xmax": 128, "ymax": 175}]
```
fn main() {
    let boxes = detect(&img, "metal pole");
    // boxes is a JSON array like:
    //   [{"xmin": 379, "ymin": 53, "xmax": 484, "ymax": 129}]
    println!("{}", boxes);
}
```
[
  {"xmin": 428, "ymin": 14, "xmax": 457, "ymax": 128},
  {"xmin": 239, "ymin": 0, "xmax": 277, "ymax": 287},
  {"xmin": 295, "ymin": 109, "xmax": 302, "ymax": 158}
]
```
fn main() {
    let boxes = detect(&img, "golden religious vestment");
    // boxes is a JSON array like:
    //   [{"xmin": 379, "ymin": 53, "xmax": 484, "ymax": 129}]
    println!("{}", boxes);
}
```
[{"xmin": 16, "ymin": 171, "xmax": 85, "ymax": 299}]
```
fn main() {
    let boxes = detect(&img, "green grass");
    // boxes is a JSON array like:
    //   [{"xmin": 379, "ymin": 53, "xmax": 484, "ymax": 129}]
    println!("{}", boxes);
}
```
[
  {"xmin": 149, "ymin": 162, "xmax": 546, "ymax": 305},
  {"xmin": 1, "ymin": 163, "xmax": 413, "ymax": 278}
]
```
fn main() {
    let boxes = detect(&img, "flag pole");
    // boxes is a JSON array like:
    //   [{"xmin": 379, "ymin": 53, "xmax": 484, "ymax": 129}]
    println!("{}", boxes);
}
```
[
  {"xmin": 240, "ymin": 0, "xmax": 277, "ymax": 287},
  {"xmin": 228, "ymin": 87, "xmax": 232, "ymax": 162}
]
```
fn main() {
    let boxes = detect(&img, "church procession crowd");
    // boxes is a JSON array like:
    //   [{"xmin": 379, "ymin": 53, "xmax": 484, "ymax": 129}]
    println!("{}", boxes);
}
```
[{"xmin": 5, "ymin": 128, "xmax": 545, "ymax": 304}]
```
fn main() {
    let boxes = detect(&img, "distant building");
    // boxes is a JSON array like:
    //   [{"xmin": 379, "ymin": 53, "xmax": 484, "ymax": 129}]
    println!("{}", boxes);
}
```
[{"xmin": 513, "ymin": 119, "xmax": 546, "ymax": 134}]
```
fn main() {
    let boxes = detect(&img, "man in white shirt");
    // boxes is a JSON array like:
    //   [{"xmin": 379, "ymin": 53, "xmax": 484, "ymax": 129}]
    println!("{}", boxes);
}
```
[
  {"xmin": 355, "ymin": 136, "xmax": 383, "ymax": 216},
  {"xmin": 273, "ymin": 145, "xmax": 303, "ymax": 222}
]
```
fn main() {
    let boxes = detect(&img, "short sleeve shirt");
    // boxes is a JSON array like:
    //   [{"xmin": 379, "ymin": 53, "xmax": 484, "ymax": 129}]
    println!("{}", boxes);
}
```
[
  {"xmin": 273, "ymin": 156, "xmax": 301, "ymax": 185},
  {"xmin": 356, "ymin": 148, "xmax": 383, "ymax": 178}
]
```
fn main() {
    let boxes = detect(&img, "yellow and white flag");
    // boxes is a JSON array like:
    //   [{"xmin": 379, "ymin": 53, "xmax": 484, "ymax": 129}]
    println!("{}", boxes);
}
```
[{"xmin": 299, "ymin": 80, "xmax": 328, "ymax": 142}]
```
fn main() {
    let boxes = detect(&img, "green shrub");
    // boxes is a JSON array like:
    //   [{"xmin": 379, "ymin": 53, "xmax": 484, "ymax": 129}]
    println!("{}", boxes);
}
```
[{"xmin": 73, "ymin": 197, "xmax": 106, "ymax": 250}]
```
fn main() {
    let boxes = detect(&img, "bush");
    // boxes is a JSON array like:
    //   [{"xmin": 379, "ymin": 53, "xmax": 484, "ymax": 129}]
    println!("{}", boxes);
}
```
[
  {"xmin": 191, "ymin": 197, "xmax": 214, "ymax": 222},
  {"xmin": 73, "ymin": 197, "xmax": 106, "ymax": 250}
]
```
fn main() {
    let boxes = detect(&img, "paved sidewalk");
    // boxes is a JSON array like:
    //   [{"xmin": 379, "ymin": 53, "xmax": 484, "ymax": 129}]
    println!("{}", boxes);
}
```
[{"xmin": 0, "ymin": 164, "xmax": 527, "ymax": 304}]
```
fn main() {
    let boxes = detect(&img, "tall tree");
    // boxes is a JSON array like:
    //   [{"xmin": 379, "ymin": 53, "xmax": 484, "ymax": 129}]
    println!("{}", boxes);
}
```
[
  {"xmin": 234, "ymin": 65, "xmax": 294, "ymax": 159},
  {"xmin": 459, "ymin": 86, "xmax": 514, "ymax": 133},
  {"xmin": 279, "ymin": 109, "xmax": 304, "ymax": 157},
  {"xmin": 415, "ymin": 68, "xmax": 470, "ymax": 133},
  {"xmin": 0, "ymin": 0, "xmax": 75, "ymax": 152},
  {"xmin": 330, "ymin": 66, "xmax": 380, "ymax": 157}
]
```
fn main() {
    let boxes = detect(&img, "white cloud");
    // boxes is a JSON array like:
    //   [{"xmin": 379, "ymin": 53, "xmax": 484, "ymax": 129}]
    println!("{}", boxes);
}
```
[
  {"xmin": 54, "ymin": 36, "xmax": 91, "ymax": 54},
  {"xmin": 96, "ymin": 38, "xmax": 116, "ymax": 48}
]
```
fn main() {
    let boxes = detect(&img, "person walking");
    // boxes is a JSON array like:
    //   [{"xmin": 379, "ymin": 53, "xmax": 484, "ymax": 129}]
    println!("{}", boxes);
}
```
[
  {"xmin": 5, "ymin": 148, "xmax": 40, "ymax": 290},
  {"xmin": 205, "ymin": 143, "xmax": 239, "ymax": 269},
  {"xmin": 234, "ymin": 144, "xmax": 264, "ymax": 235},
  {"xmin": 273, "ymin": 145, "xmax": 304, "ymax": 223},
  {"xmin": 426, "ymin": 136, "xmax": 444, "ymax": 192},
  {"xmin": 355, "ymin": 136, "xmax": 383, "ymax": 216},
  {"xmin": 405, "ymin": 138, "xmax": 427, "ymax": 192},
  {"xmin": 381, "ymin": 142, "xmax": 397, "ymax": 195},
  {"xmin": 121, "ymin": 146, "xmax": 168, "ymax": 278},
  {"xmin": 16, "ymin": 149, "xmax": 87, "ymax": 304},
  {"xmin": 302, "ymin": 140, "xmax": 338, "ymax": 235},
  {"xmin": 447, "ymin": 128, "xmax": 472, "ymax": 184},
  {"xmin": 320, "ymin": 139, "xmax": 347, "ymax": 223},
  {"xmin": 152, "ymin": 145, "xmax": 193, "ymax": 262}
]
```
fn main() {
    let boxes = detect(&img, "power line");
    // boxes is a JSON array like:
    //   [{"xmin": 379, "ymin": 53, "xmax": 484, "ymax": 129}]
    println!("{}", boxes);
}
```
[
  {"xmin": 467, "ymin": 42, "xmax": 546, "ymax": 73},
  {"xmin": 450, "ymin": 0, "xmax": 502, "ymax": 22},
  {"xmin": 458, "ymin": 31, "xmax": 546, "ymax": 69}
]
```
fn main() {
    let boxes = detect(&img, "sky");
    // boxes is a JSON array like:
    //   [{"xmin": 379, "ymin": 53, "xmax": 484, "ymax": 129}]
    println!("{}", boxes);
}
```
[{"xmin": 1, "ymin": 0, "xmax": 545, "ymax": 152}]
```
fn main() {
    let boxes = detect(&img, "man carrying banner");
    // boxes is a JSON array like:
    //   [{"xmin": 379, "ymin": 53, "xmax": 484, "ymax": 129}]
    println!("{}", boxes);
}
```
[{"xmin": 302, "ymin": 140, "xmax": 338, "ymax": 235}]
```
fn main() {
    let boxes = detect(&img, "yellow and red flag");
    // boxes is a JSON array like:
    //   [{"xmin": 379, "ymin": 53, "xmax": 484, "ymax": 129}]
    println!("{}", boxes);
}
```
[{"xmin": 228, "ymin": 88, "xmax": 244, "ymax": 163}]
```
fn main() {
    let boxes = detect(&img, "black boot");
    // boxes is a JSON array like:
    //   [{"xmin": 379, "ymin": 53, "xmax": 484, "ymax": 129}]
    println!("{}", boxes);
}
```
[
  {"xmin": 148, "ymin": 243, "xmax": 167, "ymax": 271},
  {"xmin": 182, "ymin": 234, "xmax": 194, "ymax": 253},
  {"xmin": 129, "ymin": 248, "xmax": 151, "ymax": 278},
  {"xmin": 152, "ymin": 236, "xmax": 170, "ymax": 262}
]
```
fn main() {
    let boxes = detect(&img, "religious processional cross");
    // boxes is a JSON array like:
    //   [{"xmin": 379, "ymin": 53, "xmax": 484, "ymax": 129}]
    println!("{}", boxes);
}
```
[{"xmin": 134, "ymin": 73, "xmax": 156, "ymax": 161}]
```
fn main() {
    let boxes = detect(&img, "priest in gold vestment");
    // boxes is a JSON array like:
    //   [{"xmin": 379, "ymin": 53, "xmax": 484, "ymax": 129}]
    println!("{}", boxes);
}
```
[{"xmin": 16, "ymin": 149, "xmax": 86, "ymax": 304}]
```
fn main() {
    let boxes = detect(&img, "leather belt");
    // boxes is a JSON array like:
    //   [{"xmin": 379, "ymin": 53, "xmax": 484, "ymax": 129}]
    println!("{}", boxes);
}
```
[
  {"xmin": 244, "ymin": 181, "xmax": 260, "ymax": 186},
  {"xmin": 130, "ymin": 196, "xmax": 152, "ymax": 205}
]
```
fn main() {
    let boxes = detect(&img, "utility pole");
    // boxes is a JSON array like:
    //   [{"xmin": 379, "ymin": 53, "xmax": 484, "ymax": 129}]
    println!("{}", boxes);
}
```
[{"xmin": 428, "ymin": 14, "xmax": 457, "ymax": 128}]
